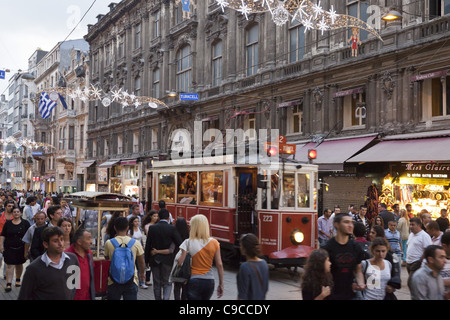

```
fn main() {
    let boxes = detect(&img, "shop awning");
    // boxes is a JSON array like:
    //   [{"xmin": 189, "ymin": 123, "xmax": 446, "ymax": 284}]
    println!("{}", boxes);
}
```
[
  {"xmin": 295, "ymin": 135, "xmax": 378, "ymax": 171},
  {"xmin": 347, "ymin": 136, "xmax": 450, "ymax": 163},
  {"xmin": 80, "ymin": 160, "xmax": 96, "ymax": 168},
  {"xmin": 98, "ymin": 160, "xmax": 120, "ymax": 168},
  {"xmin": 121, "ymin": 159, "xmax": 137, "ymax": 165}
]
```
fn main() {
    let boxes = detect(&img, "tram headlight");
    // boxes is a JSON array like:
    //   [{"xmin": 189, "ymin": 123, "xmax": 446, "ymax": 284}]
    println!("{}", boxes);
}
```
[{"xmin": 290, "ymin": 228, "xmax": 304, "ymax": 246}]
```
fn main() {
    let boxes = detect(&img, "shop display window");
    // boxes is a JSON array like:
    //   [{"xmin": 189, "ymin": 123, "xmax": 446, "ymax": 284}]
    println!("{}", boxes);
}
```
[
  {"xmin": 177, "ymin": 172, "xmax": 198, "ymax": 204},
  {"xmin": 159, "ymin": 173, "xmax": 175, "ymax": 203},
  {"xmin": 200, "ymin": 171, "xmax": 223, "ymax": 206},
  {"xmin": 123, "ymin": 165, "xmax": 139, "ymax": 179},
  {"xmin": 281, "ymin": 173, "xmax": 295, "ymax": 208},
  {"xmin": 297, "ymin": 173, "xmax": 310, "ymax": 208}
]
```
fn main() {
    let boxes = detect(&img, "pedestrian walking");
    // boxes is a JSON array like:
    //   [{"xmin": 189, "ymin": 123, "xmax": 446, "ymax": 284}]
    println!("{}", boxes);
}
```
[
  {"xmin": 22, "ymin": 197, "xmax": 36, "ymax": 223},
  {"xmin": 300, "ymin": 248, "xmax": 333, "ymax": 300},
  {"xmin": 385, "ymin": 220, "xmax": 402, "ymax": 259},
  {"xmin": 319, "ymin": 213, "xmax": 366, "ymax": 300},
  {"xmin": 317, "ymin": 209, "xmax": 332, "ymax": 247},
  {"xmin": 171, "ymin": 217, "xmax": 190, "ymax": 300},
  {"xmin": 145, "ymin": 208, "xmax": 182, "ymax": 300},
  {"xmin": 436, "ymin": 209, "xmax": 449, "ymax": 233},
  {"xmin": 0, "ymin": 207, "xmax": 30, "ymax": 292},
  {"xmin": 65, "ymin": 228, "xmax": 96, "ymax": 300},
  {"xmin": 406, "ymin": 217, "xmax": 432, "ymax": 288},
  {"xmin": 58, "ymin": 217, "xmax": 74, "ymax": 251},
  {"xmin": 397, "ymin": 209, "xmax": 410, "ymax": 266},
  {"xmin": 353, "ymin": 205, "xmax": 370, "ymax": 239},
  {"xmin": 18, "ymin": 226, "xmax": 80, "ymax": 300},
  {"xmin": 104, "ymin": 217, "xmax": 145, "ymax": 300},
  {"xmin": 361, "ymin": 237, "xmax": 395, "ymax": 300},
  {"xmin": 30, "ymin": 205, "xmax": 63, "ymax": 261},
  {"xmin": 427, "ymin": 221, "xmax": 444, "ymax": 246},
  {"xmin": 177, "ymin": 214, "xmax": 224, "ymax": 300},
  {"xmin": 237, "ymin": 233, "xmax": 269, "ymax": 300},
  {"xmin": 440, "ymin": 231, "xmax": 450, "ymax": 299},
  {"xmin": 410, "ymin": 245, "xmax": 446, "ymax": 300},
  {"xmin": 128, "ymin": 216, "xmax": 147, "ymax": 289},
  {"xmin": 22, "ymin": 211, "xmax": 47, "ymax": 261},
  {"xmin": 141, "ymin": 209, "xmax": 159, "ymax": 286}
]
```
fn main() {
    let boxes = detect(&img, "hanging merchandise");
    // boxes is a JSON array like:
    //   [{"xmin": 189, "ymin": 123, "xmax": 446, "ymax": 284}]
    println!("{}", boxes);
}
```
[{"xmin": 365, "ymin": 183, "xmax": 379, "ymax": 223}]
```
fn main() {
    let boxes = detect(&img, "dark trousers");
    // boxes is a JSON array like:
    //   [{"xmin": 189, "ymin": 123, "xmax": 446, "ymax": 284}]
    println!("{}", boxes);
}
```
[
  {"xmin": 174, "ymin": 282, "xmax": 188, "ymax": 300},
  {"xmin": 186, "ymin": 278, "xmax": 215, "ymax": 300},
  {"xmin": 152, "ymin": 263, "xmax": 173, "ymax": 300},
  {"xmin": 106, "ymin": 281, "xmax": 138, "ymax": 300}
]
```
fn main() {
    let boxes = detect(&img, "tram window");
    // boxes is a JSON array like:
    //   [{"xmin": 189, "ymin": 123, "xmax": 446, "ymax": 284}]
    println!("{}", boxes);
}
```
[
  {"xmin": 297, "ymin": 173, "xmax": 310, "ymax": 208},
  {"xmin": 271, "ymin": 172, "xmax": 280, "ymax": 209},
  {"xmin": 200, "ymin": 171, "xmax": 223, "ymax": 206},
  {"xmin": 282, "ymin": 173, "xmax": 295, "ymax": 208},
  {"xmin": 177, "ymin": 172, "xmax": 198, "ymax": 204},
  {"xmin": 159, "ymin": 173, "xmax": 175, "ymax": 203}
]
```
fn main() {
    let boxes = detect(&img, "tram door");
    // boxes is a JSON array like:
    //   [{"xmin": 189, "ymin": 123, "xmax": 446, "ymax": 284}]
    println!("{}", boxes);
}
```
[{"xmin": 236, "ymin": 168, "xmax": 257, "ymax": 236}]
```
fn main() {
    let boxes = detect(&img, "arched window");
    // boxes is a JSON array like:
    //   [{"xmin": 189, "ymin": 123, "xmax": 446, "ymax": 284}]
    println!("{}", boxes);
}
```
[
  {"xmin": 212, "ymin": 40, "xmax": 223, "ymax": 87},
  {"xmin": 246, "ymin": 24, "xmax": 259, "ymax": 76},
  {"xmin": 177, "ymin": 45, "xmax": 192, "ymax": 93}
]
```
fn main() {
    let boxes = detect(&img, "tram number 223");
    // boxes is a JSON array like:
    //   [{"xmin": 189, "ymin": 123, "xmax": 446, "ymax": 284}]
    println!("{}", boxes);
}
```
[{"xmin": 262, "ymin": 215, "xmax": 273, "ymax": 223}]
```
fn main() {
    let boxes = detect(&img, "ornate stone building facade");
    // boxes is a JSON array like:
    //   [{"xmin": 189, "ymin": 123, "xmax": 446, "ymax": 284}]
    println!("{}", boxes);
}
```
[{"xmin": 85, "ymin": 0, "xmax": 450, "ymax": 210}]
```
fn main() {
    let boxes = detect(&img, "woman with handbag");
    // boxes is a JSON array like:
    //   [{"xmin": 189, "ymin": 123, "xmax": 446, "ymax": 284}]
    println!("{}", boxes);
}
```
[
  {"xmin": 237, "ymin": 233, "xmax": 269, "ymax": 300},
  {"xmin": 177, "ymin": 214, "xmax": 224, "ymax": 300}
]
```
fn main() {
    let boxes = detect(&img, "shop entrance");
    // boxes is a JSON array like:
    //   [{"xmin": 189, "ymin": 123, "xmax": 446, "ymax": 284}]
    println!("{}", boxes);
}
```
[{"xmin": 236, "ymin": 168, "xmax": 257, "ymax": 236}]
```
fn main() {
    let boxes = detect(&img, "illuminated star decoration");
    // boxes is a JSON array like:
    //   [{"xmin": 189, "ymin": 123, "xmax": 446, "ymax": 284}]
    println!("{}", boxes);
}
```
[
  {"xmin": 90, "ymin": 85, "xmax": 103, "ymax": 100},
  {"xmin": 111, "ymin": 89, "xmax": 123, "ymax": 102},
  {"xmin": 238, "ymin": 0, "xmax": 252, "ymax": 19},
  {"xmin": 216, "ymin": 0, "xmax": 230, "ymax": 11},
  {"xmin": 219, "ymin": 0, "xmax": 382, "ymax": 41},
  {"xmin": 302, "ymin": 15, "xmax": 314, "ymax": 33}
]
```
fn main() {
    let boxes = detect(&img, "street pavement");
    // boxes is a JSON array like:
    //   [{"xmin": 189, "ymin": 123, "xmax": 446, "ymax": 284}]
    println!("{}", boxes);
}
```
[{"xmin": 0, "ymin": 261, "xmax": 411, "ymax": 301}]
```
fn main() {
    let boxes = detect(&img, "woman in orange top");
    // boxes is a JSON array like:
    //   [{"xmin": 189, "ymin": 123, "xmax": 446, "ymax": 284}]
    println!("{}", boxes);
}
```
[{"xmin": 177, "ymin": 214, "xmax": 224, "ymax": 300}]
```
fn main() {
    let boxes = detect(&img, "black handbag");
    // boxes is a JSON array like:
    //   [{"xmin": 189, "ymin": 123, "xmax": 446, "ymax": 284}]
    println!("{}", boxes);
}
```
[{"xmin": 171, "ymin": 241, "xmax": 191, "ymax": 283}]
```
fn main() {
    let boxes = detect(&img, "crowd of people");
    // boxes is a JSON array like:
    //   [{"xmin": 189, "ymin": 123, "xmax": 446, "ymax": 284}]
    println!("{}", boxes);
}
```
[
  {"xmin": 312, "ymin": 203, "xmax": 450, "ymax": 300},
  {"xmin": 0, "ymin": 188, "xmax": 449, "ymax": 301}
]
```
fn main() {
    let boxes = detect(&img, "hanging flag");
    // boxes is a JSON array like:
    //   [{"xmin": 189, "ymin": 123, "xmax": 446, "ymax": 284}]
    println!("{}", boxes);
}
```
[
  {"xmin": 38, "ymin": 92, "xmax": 57, "ymax": 119},
  {"xmin": 58, "ymin": 93, "xmax": 68, "ymax": 109}
]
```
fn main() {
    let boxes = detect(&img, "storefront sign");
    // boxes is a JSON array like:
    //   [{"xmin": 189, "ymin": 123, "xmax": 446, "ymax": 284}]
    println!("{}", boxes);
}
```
[
  {"xmin": 332, "ymin": 87, "xmax": 364, "ymax": 98},
  {"xmin": 98, "ymin": 168, "xmax": 108, "ymax": 184},
  {"xmin": 404, "ymin": 162, "xmax": 450, "ymax": 179},
  {"xmin": 411, "ymin": 70, "xmax": 448, "ymax": 82}
]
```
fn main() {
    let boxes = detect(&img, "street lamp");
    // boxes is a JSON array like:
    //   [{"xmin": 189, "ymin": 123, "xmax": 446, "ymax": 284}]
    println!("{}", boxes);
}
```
[
  {"xmin": 166, "ymin": 90, "xmax": 177, "ymax": 97},
  {"xmin": 382, "ymin": 8, "xmax": 403, "ymax": 21}
]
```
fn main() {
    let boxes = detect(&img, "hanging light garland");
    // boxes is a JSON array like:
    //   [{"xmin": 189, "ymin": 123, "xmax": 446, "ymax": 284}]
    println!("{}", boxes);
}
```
[
  {"xmin": 0, "ymin": 137, "xmax": 55, "ymax": 151},
  {"xmin": 216, "ymin": 0, "xmax": 383, "ymax": 41},
  {"xmin": 36, "ymin": 85, "xmax": 169, "ymax": 110}
]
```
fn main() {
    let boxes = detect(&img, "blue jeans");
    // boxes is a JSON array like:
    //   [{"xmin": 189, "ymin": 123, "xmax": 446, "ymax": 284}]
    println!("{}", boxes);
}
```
[
  {"xmin": 401, "ymin": 240, "xmax": 407, "ymax": 262},
  {"xmin": 107, "ymin": 281, "xmax": 138, "ymax": 300},
  {"xmin": 187, "ymin": 278, "xmax": 215, "ymax": 300}
]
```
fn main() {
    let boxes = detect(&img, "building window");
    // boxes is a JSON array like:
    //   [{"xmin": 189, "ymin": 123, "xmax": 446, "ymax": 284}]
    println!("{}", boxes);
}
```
[
  {"xmin": 153, "ymin": 10, "xmax": 161, "ymax": 38},
  {"xmin": 289, "ymin": 20, "xmax": 305, "ymax": 63},
  {"xmin": 429, "ymin": 0, "xmax": 450, "ymax": 18},
  {"xmin": 347, "ymin": 1, "xmax": 369, "ymax": 41},
  {"xmin": 135, "ymin": 24, "xmax": 141, "ymax": 49},
  {"xmin": 153, "ymin": 68, "xmax": 160, "ymax": 99},
  {"xmin": 177, "ymin": 45, "xmax": 192, "ymax": 93},
  {"xmin": 343, "ymin": 92, "xmax": 366, "ymax": 128},
  {"xmin": 287, "ymin": 103, "xmax": 303, "ymax": 134},
  {"xmin": 246, "ymin": 24, "xmax": 259, "ymax": 76},
  {"xmin": 80, "ymin": 125, "xmax": 84, "ymax": 151},
  {"xmin": 212, "ymin": 41, "xmax": 223, "ymax": 87},
  {"xmin": 118, "ymin": 134, "xmax": 123, "ymax": 154},
  {"xmin": 118, "ymin": 35, "xmax": 125, "ymax": 59},
  {"xmin": 133, "ymin": 131, "xmax": 139, "ymax": 153},
  {"xmin": 105, "ymin": 44, "xmax": 111, "ymax": 66},
  {"xmin": 134, "ymin": 75, "xmax": 141, "ymax": 96},
  {"xmin": 68, "ymin": 126, "xmax": 75, "ymax": 150},
  {"xmin": 152, "ymin": 128, "xmax": 159, "ymax": 150},
  {"xmin": 423, "ymin": 76, "xmax": 450, "ymax": 118}
]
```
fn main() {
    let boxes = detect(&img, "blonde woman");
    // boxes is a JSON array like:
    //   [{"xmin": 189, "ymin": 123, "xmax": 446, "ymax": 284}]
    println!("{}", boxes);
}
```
[
  {"xmin": 397, "ymin": 209, "xmax": 410, "ymax": 266},
  {"xmin": 177, "ymin": 214, "xmax": 224, "ymax": 300}
]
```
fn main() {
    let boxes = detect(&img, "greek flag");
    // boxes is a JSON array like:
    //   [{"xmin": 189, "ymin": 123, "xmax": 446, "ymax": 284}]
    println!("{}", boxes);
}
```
[{"xmin": 38, "ymin": 92, "xmax": 57, "ymax": 119}]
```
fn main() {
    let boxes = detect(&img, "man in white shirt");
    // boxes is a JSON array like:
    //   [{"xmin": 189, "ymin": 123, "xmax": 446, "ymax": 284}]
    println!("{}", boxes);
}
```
[{"xmin": 406, "ymin": 217, "xmax": 432, "ymax": 289}]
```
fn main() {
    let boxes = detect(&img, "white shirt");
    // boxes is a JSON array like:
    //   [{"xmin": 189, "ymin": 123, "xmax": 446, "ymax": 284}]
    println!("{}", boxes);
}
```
[
  {"xmin": 41, "ymin": 252, "xmax": 71, "ymax": 270},
  {"xmin": 406, "ymin": 230, "xmax": 432, "ymax": 264},
  {"xmin": 363, "ymin": 259, "xmax": 392, "ymax": 300}
]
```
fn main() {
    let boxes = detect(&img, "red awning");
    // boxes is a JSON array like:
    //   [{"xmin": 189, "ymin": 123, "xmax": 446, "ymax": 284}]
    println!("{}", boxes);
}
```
[
  {"xmin": 347, "ymin": 136, "xmax": 450, "ymax": 163},
  {"xmin": 295, "ymin": 135, "xmax": 377, "ymax": 171}
]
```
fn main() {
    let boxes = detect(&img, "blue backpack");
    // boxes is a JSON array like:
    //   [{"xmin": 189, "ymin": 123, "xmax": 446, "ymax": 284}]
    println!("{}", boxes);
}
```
[{"xmin": 109, "ymin": 238, "xmax": 136, "ymax": 284}]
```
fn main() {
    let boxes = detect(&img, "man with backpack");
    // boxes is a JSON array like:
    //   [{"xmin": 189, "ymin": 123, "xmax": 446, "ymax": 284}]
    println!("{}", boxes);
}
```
[{"xmin": 104, "ymin": 217, "xmax": 145, "ymax": 300}]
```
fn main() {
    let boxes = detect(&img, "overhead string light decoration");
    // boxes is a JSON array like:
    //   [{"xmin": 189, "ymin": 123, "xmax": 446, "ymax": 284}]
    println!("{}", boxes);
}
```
[
  {"xmin": 0, "ymin": 137, "xmax": 55, "ymax": 152},
  {"xmin": 217, "ymin": 0, "xmax": 383, "ymax": 41},
  {"xmin": 35, "ymin": 85, "xmax": 169, "ymax": 111}
]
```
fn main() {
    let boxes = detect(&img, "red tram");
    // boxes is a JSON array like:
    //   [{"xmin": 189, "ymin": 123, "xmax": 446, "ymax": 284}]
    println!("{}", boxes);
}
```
[{"xmin": 148, "ymin": 154, "xmax": 319, "ymax": 267}]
